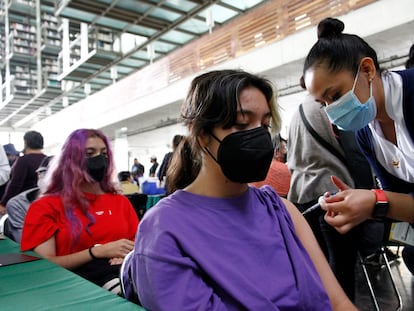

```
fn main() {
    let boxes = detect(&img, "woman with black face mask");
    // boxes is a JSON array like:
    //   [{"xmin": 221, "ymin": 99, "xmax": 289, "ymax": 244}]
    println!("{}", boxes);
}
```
[
  {"xmin": 122, "ymin": 70, "xmax": 356, "ymax": 310},
  {"xmin": 20, "ymin": 129, "xmax": 139, "ymax": 295}
]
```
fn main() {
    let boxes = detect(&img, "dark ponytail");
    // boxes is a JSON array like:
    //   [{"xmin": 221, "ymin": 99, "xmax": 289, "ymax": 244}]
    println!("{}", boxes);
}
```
[{"xmin": 166, "ymin": 136, "xmax": 201, "ymax": 194}]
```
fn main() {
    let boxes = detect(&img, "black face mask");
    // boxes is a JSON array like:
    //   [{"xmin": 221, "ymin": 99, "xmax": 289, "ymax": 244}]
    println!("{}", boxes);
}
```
[
  {"xmin": 86, "ymin": 154, "xmax": 109, "ymax": 182},
  {"xmin": 206, "ymin": 126, "xmax": 274, "ymax": 183}
]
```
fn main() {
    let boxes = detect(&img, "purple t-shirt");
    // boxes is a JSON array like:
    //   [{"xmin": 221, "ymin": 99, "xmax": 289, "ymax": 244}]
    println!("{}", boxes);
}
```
[{"xmin": 131, "ymin": 186, "xmax": 332, "ymax": 311}]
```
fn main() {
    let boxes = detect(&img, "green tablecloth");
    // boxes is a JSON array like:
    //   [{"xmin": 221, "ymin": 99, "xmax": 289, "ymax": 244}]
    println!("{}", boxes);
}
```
[
  {"xmin": 146, "ymin": 194, "xmax": 164, "ymax": 210},
  {"xmin": 0, "ymin": 237, "xmax": 145, "ymax": 310}
]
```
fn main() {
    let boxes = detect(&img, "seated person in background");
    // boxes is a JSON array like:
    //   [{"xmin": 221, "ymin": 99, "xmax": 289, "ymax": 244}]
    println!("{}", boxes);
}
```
[
  {"xmin": 0, "ymin": 131, "xmax": 46, "ymax": 215},
  {"xmin": 5, "ymin": 156, "xmax": 53, "ymax": 243},
  {"xmin": 0, "ymin": 144, "xmax": 11, "ymax": 210},
  {"xmin": 118, "ymin": 171, "xmax": 140, "ymax": 195},
  {"xmin": 20, "ymin": 129, "xmax": 139, "ymax": 295},
  {"xmin": 275, "ymin": 135, "xmax": 288, "ymax": 163},
  {"xmin": 125, "ymin": 70, "xmax": 356, "ymax": 310},
  {"xmin": 250, "ymin": 134, "xmax": 291, "ymax": 198}
]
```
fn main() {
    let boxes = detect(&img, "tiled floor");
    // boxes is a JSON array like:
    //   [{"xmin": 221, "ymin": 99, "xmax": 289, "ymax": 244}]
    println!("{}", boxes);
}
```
[{"xmin": 355, "ymin": 247, "xmax": 414, "ymax": 311}]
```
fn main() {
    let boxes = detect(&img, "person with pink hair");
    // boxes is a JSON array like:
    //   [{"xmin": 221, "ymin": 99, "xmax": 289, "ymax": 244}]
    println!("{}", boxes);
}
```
[{"xmin": 21, "ymin": 129, "xmax": 139, "ymax": 294}]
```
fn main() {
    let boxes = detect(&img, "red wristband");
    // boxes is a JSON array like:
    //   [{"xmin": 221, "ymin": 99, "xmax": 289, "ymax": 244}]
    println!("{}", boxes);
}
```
[
  {"xmin": 371, "ymin": 189, "xmax": 387, "ymax": 203},
  {"xmin": 371, "ymin": 189, "xmax": 389, "ymax": 220}
]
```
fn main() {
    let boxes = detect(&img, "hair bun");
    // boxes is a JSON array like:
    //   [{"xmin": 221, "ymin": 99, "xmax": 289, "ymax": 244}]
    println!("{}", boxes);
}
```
[{"xmin": 317, "ymin": 17, "xmax": 345, "ymax": 39}]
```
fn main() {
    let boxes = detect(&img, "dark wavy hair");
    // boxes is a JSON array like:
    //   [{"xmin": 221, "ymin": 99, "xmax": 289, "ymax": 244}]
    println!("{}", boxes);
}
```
[
  {"xmin": 303, "ymin": 17, "xmax": 380, "ymax": 80},
  {"xmin": 166, "ymin": 69, "xmax": 281, "ymax": 193},
  {"xmin": 45, "ymin": 129, "xmax": 117, "ymax": 241}
]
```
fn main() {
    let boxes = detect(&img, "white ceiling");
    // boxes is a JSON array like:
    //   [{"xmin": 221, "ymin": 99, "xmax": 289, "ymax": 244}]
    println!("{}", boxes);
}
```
[{"xmin": 31, "ymin": 0, "xmax": 413, "ymax": 163}]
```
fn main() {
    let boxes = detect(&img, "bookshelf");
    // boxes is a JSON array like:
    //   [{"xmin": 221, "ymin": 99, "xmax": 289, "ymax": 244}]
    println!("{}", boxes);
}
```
[
  {"xmin": 57, "ymin": 21, "xmax": 121, "ymax": 81},
  {"xmin": 1, "ymin": 0, "xmax": 61, "ymax": 99}
]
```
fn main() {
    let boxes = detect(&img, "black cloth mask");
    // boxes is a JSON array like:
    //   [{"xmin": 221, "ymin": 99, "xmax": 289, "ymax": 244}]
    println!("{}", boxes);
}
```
[
  {"xmin": 86, "ymin": 154, "xmax": 109, "ymax": 182},
  {"xmin": 206, "ymin": 126, "xmax": 274, "ymax": 183}
]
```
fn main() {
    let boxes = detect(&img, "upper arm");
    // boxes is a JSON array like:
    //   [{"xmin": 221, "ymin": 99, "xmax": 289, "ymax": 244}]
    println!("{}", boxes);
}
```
[
  {"xmin": 281, "ymin": 198, "xmax": 357, "ymax": 310},
  {"xmin": 281, "ymin": 198, "xmax": 322, "ymax": 251},
  {"xmin": 21, "ymin": 199, "xmax": 58, "ymax": 252},
  {"xmin": 34, "ymin": 235, "xmax": 56, "ymax": 257}
]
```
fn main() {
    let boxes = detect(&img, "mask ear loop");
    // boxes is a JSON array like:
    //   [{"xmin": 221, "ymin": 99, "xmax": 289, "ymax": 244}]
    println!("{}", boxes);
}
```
[
  {"xmin": 369, "ymin": 77, "xmax": 373, "ymax": 98},
  {"xmin": 203, "ymin": 133, "xmax": 221, "ymax": 165},
  {"xmin": 204, "ymin": 146, "xmax": 220, "ymax": 164},
  {"xmin": 351, "ymin": 65, "xmax": 362, "ymax": 92}
]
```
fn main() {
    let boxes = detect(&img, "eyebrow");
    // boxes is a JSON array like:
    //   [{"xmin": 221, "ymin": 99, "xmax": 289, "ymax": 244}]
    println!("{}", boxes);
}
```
[
  {"xmin": 86, "ymin": 147, "xmax": 107, "ymax": 152},
  {"xmin": 237, "ymin": 109, "xmax": 272, "ymax": 119},
  {"xmin": 320, "ymin": 86, "xmax": 332, "ymax": 101}
]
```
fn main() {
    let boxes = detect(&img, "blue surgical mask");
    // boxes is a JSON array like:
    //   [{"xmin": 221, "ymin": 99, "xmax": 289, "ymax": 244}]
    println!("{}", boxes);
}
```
[{"xmin": 325, "ymin": 67, "xmax": 377, "ymax": 131}]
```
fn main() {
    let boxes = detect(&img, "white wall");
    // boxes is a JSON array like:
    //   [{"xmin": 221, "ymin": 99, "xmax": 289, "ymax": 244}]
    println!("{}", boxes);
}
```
[
  {"xmin": 125, "ymin": 123, "xmax": 187, "ymax": 176},
  {"xmin": 0, "ymin": 131, "xmax": 25, "ymax": 152}
]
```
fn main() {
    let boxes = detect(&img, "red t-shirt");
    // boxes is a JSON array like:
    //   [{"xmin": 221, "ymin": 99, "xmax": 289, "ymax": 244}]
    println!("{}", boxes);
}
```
[{"xmin": 21, "ymin": 193, "xmax": 139, "ymax": 255}]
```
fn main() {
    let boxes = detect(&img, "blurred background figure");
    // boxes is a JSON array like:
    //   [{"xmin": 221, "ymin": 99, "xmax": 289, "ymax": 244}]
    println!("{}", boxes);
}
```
[
  {"xmin": 5, "ymin": 155, "xmax": 54, "ymax": 243},
  {"xmin": 158, "ymin": 134, "xmax": 184, "ymax": 183},
  {"xmin": 3, "ymin": 143, "xmax": 20, "ymax": 167},
  {"xmin": 0, "ymin": 144, "xmax": 11, "ymax": 214},
  {"xmin": 275, "ymin": 135, "xmax": 288, "ymax": 163},
  {"xmin": 149, "ymin": 156, "xmax": 159, "ymax": 177},
  {"xmin": 118, "ymin": 171, "xmax": 139, "ymax": 195},
  {"xmin": 250, "ymin": 134, "xmax": 291, "ymax": 198},
  {"xmin": 131, "ymin": 158, "xmax": 144, "ymax": 184},
  {"xmin": 0, "ymin": 131, "xmax": 46, "ymax": 216}
]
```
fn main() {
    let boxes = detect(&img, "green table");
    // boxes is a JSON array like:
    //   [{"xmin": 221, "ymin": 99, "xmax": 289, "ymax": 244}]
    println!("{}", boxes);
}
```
[
  {"xmin": 0, "ymin": 237, "xmax": 145, "ymax": 310},
  {"xmin": 145, "ymin": 194, "xmax": 165, "ymax": 210}
]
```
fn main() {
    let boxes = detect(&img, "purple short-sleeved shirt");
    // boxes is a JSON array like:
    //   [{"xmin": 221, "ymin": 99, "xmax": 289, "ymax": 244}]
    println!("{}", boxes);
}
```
[{"xmin": 130, "ymin": 186, "xmax": 332, "ymax": 311}]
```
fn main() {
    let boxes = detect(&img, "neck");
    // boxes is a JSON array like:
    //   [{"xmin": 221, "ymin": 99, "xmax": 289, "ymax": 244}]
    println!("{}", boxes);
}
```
[
  {"xmin": 185, "ymin": 157, "xmax": 248, "ymax": 198},
  {"xmin": 24, "ymin": 148, "xmax": 42, "ymax": 154},
  {"xmin": 373, "ymin": 75, "xmax": 390, "ymax": 122},
  {"xmin": 80, "ymin": 182, "xmax": 105, "ymax": 194},
  {"xmin": 373, "ymin": 75, "xmax": 396, "ymax": 143}
]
